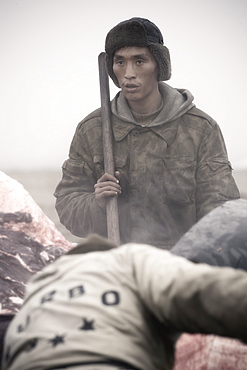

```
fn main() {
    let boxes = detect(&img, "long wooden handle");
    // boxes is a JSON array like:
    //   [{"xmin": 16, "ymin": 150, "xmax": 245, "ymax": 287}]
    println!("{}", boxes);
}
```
[{"xmin": 98, "ymin": 52, "xmax": 120, "ymax": 245}]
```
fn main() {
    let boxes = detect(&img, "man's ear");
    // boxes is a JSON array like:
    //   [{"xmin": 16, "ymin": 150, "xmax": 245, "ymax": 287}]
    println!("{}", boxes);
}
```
[{"xmin": 66, "ymin": 234, "xmax": 117, "ymax": 255}]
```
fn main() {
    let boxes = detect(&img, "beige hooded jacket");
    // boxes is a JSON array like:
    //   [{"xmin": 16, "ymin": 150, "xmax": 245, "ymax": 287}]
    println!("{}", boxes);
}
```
[{"xmin": 3, "ymin": 236, "xmax": 247, "ymax": 370}]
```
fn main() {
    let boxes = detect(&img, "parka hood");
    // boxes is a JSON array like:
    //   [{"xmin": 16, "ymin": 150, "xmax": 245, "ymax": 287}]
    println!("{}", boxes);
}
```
[{"xmin": 111, "ymin": 82, "xmax": 195, "ymax": 127}]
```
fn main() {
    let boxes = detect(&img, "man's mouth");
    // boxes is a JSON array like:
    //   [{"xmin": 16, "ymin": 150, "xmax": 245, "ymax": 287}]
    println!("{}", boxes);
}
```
[{"xmin": 123, "ymin": 83, "xmax": 139, "ymax": 92}]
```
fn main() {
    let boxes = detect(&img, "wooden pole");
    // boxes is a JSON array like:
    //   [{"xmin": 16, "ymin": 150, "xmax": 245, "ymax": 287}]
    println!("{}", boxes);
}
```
[{"xmin": 98, "ymin": 52, "xmax": 120, "ymax": 245}]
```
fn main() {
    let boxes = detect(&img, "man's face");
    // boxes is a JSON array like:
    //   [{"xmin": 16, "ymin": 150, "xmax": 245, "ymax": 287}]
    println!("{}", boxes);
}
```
[{"xmin": 113, "ymin": 46, "xmax": 159, "ymax": 107}]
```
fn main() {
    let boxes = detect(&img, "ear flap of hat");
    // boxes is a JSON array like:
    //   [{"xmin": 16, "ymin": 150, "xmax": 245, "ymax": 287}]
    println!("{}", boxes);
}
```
[
  {"xmin": 149, "ymin": 43, "xmax": 171, "ymax": 81},
  {"xmin": 106, "ymin": 53, "xmax": 121, "ymax": 87}
]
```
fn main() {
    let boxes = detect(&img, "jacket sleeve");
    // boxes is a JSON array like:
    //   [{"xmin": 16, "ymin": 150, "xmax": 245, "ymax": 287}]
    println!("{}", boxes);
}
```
[
  {"xmin": 195, "ymin": 121, "xmax": 240, "ymax": 220},
  {"xmin": 54, "ymin": 121, "xmax": 108, "ymax": 238},
  {"xmin": 131, "ymin": 244, "xmax": 247, "ymax": 343}
]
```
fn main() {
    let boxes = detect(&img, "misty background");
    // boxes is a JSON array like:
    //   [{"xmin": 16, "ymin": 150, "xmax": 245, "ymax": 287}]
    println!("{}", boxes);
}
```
[{"xmin": 1, "ymin": 0, "xmax": 247, "ymax": 243}]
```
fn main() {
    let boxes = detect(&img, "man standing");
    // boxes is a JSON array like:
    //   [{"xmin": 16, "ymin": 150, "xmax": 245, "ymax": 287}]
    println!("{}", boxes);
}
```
[{"xmin": 54, "ymin": 17, "xmax": 239, "ymax": 248}]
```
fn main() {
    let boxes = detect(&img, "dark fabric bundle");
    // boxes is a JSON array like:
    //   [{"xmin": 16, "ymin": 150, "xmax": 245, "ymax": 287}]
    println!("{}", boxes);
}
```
[{"xmin": 171, "ymin": 199, "xmax": 247, "ymax": 271}]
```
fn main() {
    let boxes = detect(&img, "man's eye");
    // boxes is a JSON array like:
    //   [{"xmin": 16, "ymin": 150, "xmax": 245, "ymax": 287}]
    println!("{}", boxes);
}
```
[
  {"xmin": 115, "ymin": 60, "xmax": 124, "ymax": 66},
  {"xmin": 136, "ymin": 60, "xmax": 144, "ymax": 65}
]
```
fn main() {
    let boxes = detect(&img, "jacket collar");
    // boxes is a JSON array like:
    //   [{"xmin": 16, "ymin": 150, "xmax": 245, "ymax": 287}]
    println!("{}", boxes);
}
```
[
  {"xmin": 110, "ymin": 82, "xmax": 193, "ymax": 146},
  {"xmin": 112, "ymin": 114, "xmax": 179, "ymax": 146}
]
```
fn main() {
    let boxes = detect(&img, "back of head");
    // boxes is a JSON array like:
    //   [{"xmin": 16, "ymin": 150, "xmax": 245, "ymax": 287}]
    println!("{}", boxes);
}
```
[
  {"xmin": 66, "ymin": 234, "xmax": 117, "ymax": 255},
  {"xmin": 105, "ymin": 17, "xmax": 171, "ymax": 87}
]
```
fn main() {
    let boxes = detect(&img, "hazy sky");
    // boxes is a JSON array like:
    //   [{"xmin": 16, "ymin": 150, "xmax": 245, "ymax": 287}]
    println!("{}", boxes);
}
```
[{"xmin": 1, "ymin": 0, "xmax": 247, "ymax": 171}]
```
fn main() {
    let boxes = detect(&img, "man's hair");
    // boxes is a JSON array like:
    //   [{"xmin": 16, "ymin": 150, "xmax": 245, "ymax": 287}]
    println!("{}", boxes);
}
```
[{"xmin": 66, "ymin": 234, "xmax": 117, "ymax": 255}]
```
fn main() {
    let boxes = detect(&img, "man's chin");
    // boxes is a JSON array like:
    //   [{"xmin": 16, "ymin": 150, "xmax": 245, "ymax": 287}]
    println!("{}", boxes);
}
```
[{"xmin": 123, "ymin": 91, "xmax": 140, "ymax": 102}]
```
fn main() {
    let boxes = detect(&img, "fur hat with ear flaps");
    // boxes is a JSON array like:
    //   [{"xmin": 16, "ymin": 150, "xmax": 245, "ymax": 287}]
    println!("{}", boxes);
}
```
[{"xmin": 105, "ymin": 17, "xmax": 171, "ymax": 87}]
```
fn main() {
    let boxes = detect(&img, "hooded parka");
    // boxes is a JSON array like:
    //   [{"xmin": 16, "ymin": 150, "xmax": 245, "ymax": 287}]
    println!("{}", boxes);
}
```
[{"xmin": 54, "ymin": 83, "xmax": 239, "ymax": 248}]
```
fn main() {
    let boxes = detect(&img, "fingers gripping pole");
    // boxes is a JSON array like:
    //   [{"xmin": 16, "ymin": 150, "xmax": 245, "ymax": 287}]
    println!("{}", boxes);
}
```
[{"xmin": 98, "ymin": 52, "xmax": 120, "ymax": 245}]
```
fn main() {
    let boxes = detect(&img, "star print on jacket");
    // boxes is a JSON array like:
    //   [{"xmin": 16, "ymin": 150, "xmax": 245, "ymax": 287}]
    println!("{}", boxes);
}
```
[
  {"xmin": 4, "ymin": 346, "xmax": 11, "ymax": 362},
  {"xmin": 17, "ymin": 315, "xmax": 30, "ymax": 333},
  {"xmin": 79, "ymin": 318, "xmax": 95, "ymax": 331},
  {"xmin": 49, "ymin": 334, "xmax": 65, "ymax": 347},
  {"xmin": 24, "ymin": 338, "xmax": 38, "ymax": 352}
]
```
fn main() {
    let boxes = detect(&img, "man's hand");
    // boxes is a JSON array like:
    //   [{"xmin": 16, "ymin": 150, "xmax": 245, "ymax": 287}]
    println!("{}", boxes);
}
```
[{"xmin": 94, "ymin": 171, "xmax": 121, "ymax": 209}]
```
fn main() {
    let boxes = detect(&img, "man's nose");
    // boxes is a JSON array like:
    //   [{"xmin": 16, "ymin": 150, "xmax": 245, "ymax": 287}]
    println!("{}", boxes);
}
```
[{"xmin": 124, "ymin": 63, "xmax": 136, "ymax": 79}]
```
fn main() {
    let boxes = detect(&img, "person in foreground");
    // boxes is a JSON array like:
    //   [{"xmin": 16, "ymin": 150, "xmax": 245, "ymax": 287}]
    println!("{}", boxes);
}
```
[
  {"xmin": 3, "ymin": 234, "xmax": 247, "ymax": 370},
  {"xmin": 54, "ymin": 17, "xmax": 239, "ymax": 249}
]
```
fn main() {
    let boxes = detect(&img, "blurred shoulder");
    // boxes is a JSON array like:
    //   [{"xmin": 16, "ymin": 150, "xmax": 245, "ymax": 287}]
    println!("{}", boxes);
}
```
[
  {"xmin": 182, "ymin": 106, "xmax": 218, "ymax": 133},
  {"xmin": 76, "ymin": 107, "xmax": 102, "ymax": 133}
]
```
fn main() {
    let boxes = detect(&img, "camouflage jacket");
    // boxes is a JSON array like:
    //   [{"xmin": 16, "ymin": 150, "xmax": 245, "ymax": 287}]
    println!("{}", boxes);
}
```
[{"xmin": 54, "ymin": 83, "xmax": 240, "ymax": 248}]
